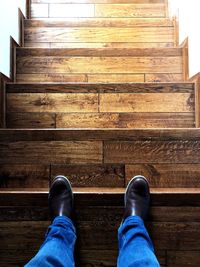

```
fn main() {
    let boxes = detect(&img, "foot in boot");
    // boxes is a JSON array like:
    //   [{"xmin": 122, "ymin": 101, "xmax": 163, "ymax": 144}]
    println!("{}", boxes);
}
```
[
  {"xmin": 124, "ymin": 175, "xmax": 150, "ymax": 221},
  {"xmin": 49, "ymin": 175, "xmax": 73, "ymax": 221}
]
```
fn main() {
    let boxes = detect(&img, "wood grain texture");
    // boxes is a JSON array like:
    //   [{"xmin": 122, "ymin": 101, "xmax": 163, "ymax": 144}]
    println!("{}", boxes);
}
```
[
  {"xmin": 126, "ymin": 164, "xmax": 200, "ymax": 188},
  {"xmin": 100, "ymin": 93, "xmax": 193, "ymax": 113},
  {"xmin": 24, "ymin": 27, "xmax": 174, "ymax": 43},
  {"xmin": 51, "ymin": 164, "xmax": 125, "ymax": 187},
  {"xmin": 18, "ymin": 48, "xmax": 181, "ymax": 57},
  {"xmin": 2, "ymin": 128, "xmax": 200, "ymax": 142},
  {"xmin": 167, "ymin": 251, "xmax": 200, "ymax": 267},
  {"xmin": 6, "ymin": 112, "xmax": 56, "ymax": 128},
  {"xmin": 25, "ymin": 18, "xmax": 174, "ymax": 27},
  {"xmin": 26, "ymin": 42, "xmax": 174, "ymax": 49},
  {"xmin": 16, "ymin": 73, "xmax": 88, "ymax": 82},
  {"xmin": 6, "ymin": 82, "xmax": 194, "ymax": 94},
  {"xmin": 0, "ymin": 199, "xmax": 199, "ymax": 266},
  {"xmin": 0, "ymin": 164, "xmax": 49, "ymax": 188},
  {"xmin": 7, "ymin": 93, "xmax": 98, "ymax": 113},
  {"xmin": 0, "ymin": 73, "xmax": 10, "ymax": 128},
  {"xmin": 0, "ymin": 220, "xmax": 199, "ymax": 251},
  {"xmin": 87, "ymin": 74, "xmax": 144, "ymax": 82},
  {"xmin": 104, "ymin": 141, "xmax": 200, "ymax": 164},
  {"xmin": 190, "ymin": 72, "xmax": 200, "ymax": 127},
  {"xmin": 16, "ymin": 56, "xmax": 183, "ymax": 76},
  {"xmin": 145, "ymin": 73, "xmax": 183, "ymax": 82},
  {"xmin": 95, "ymin": 4, "xmax": 166, "ymax": 18},
  {"xmin": 56, "ymin": 112, "xmax": 195, "ymax": 128},
  {"xmin": 0, "ymin": 141, "xmax": 102, "ymax": 164}
]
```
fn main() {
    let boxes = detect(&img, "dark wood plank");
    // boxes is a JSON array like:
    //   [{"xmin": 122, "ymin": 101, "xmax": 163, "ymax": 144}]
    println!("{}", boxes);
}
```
[
  {"xmin": 126, "ymin": 164, "xmax": 200, "ymax": 187},
  {"xmin": 51, "ymin": 164, "xmax": 125, "ymax": 187},
  {"xmin": 0, "ymin": 164, "xmax": 49, "ymax": 188},
  {"xmin": 167, "ymin": 251, "xmax": 200, "ymax": 267},
  {"xmin": 2, "ymin": 129, "xmax": 200, "ymax": 142},
  {"xmin": 0, "ymin": 74, "xmax": 11, "ymax": 128},
  {"xmin": 104, "ymin": 141, "xmax": 200, "ymax": 164},
  {"xmin": 0, "ymin": 220, "xmax": 199, "ymax": 251},
  {"xmin": 0, "ymin": 141, "xmax": 102, "ymax": 164},
  {"xmin": 1, "ymin": 205, "xmax": 200, "ymax": 223},
  {"xmin": 17, "ymin": 48, "xmax": 182, "ymax": 57},
  {"xmin": 6, "ymin": 113, "xmax": 56, "ymax": 128},
  {"xmin": 0, "ymin": 190, "xmax": 199, "ymax": 207},
  {"xmin": 6, "ymin": 82, "xmax": 194, "ymax": 94}
]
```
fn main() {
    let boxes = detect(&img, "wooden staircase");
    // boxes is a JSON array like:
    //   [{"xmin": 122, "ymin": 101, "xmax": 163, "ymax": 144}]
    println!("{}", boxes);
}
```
[{"xmin": 0, "ymin": 0, "xmax": 200, "ymax": 266}]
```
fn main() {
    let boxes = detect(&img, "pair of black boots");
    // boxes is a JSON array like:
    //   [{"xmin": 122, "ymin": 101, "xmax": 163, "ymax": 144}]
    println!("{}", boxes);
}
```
[{"xmin": 49, "ymin": 175, "xmax": 150, "ymax": 222}]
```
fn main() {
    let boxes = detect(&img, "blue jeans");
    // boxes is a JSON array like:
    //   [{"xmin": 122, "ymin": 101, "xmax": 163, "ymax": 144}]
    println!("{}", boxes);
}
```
[
  {"xmin": 118, "ymin": 216, "xmax": 160, "ymax": 267},
  {"xmin": 25, "ymin": 216, "xmax": 76, "ymax": 267},
  {"xmin": 25, "ymin": 215, "xmax": 160, "ymax": 267}
]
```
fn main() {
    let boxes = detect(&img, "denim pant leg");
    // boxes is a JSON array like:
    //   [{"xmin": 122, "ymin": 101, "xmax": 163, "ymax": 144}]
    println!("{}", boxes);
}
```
[
  {"xmin": 25, "ymin": 216, "xmax": 76, "ymax": 267},
  {"xmin": 117, "ymin": 216, "xmax": 160, "ymax": 267}
]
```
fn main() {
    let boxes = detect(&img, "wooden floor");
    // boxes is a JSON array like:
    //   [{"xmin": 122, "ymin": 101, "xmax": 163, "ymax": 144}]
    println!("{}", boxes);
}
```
[{"xmin": 1, "ymin": 0, "xmax": 200, "ymax": 266}]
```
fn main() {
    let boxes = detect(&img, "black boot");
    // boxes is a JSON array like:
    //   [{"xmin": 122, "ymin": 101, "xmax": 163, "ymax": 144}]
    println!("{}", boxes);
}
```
[
  {"xmin": 49, "ymin": 175, "xmax": 73, "ymax": 221},
  {"xmin": 123, "ymin": 175, "xmax": 150, "ymax": 221}
]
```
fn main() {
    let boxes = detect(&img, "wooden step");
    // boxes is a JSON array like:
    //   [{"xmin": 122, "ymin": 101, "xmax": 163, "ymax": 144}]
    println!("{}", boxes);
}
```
[
  {"xmin": 31, "ymin": 2, "xmax": 167, "ymax": 19},
  {"xmin": 1, "ymin": 128, "xmax": 200, "ymax": 189},
  {"xmin": 24, "ymin": 18, "xmax": 175, "ymax": 48},
  {"xmin": 16, "ymin": 48, "xmax": 184, "ymax": 83},
  {"xmin": 6, "ymin": 82, "xmax": 195, "ymax": 128},
  {"xmin": 0, "ymin": 189, "xmax": 199, "ymax": 266}
]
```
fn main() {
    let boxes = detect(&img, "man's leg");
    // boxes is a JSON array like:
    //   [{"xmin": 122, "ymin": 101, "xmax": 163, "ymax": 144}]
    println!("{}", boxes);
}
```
[
  {"xmin": 117, "ymin": 176, "xmax": 160, "ymax": 267},
  {"xmin": 25, "ymin": 176, "xmax": 76, "ymax": 267}
]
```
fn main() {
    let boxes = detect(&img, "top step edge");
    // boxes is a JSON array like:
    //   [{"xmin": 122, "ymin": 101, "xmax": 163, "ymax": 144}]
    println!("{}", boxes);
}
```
[{"xmin": 0, "ymin": 188, "xmax": 200, "ymax": 194}]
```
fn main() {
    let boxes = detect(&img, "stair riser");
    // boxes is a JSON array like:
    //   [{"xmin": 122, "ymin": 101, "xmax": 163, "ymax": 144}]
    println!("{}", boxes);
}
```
[
  {"xmin": 16, "ymin": 57, "xmax": 183, "ymax": 83},
  {"xmin": 6, "ymin": 82, "xmax": 195, "ymax": 128},
  {"xmin": 24, "ymin": 27, "xmax": 174, "ymax": 46},
  {"xmin": 1, "ymin": 130, "xmax": 200, "ymax": 188}
]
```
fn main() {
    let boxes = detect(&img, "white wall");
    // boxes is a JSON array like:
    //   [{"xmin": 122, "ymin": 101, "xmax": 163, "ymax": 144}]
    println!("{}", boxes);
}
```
[
  {"xmin": 168, "ymin": 0, "xmax": 200, "ymax": 77},
  {"xmin": 0, "ymin": 0, "xmax": 26, "ymax": 77}
]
